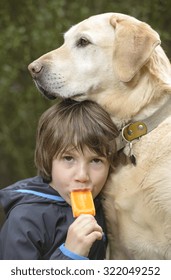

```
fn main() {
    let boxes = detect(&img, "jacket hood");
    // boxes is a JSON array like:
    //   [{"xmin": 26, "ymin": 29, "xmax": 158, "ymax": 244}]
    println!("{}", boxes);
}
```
[{"xmin": 0, "ymin": 176, "xmax": 66, "ymax": 216}]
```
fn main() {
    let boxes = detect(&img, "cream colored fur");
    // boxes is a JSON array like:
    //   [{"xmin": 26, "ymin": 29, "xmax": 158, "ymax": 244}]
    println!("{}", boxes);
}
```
[{"xmin": 28, "ymin": 13, "xmax": 171, "ymax": 259}]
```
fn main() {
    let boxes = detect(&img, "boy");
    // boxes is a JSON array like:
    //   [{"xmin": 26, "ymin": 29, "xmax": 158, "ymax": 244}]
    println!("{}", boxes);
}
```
[{"xmin": 0, "ymin": 99, "xmax": 119, "ymax": 260}]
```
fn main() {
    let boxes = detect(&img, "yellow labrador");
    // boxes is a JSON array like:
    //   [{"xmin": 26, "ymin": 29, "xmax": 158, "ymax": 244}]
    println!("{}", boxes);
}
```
[{"xmin": 28, "ymin": 13, "xmax": 171, "ymax": 259}]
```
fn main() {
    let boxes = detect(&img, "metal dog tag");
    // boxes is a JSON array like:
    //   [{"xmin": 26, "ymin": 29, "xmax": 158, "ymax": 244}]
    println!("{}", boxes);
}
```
[{"xmin": 129, "ymin": 142, "xmax": 136, "ymax": 165}]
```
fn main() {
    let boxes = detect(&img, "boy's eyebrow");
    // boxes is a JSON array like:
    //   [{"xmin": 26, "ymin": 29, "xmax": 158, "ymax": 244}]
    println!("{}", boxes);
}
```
[
  {"xmin": 62, "ymin": 148, "xmax": 76, "ymax": 154},
  {"xmin": 63, "ymin": 148, "xmax": 107, "ymax": 158},
  {"xmin": 58, "ymin": 148, "xmax": 77, "ymax": 157}
]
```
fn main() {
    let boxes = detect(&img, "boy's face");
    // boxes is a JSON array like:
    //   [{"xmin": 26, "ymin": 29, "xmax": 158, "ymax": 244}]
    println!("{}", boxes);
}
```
[{"xmin": 50, "ymin": 147, "xmax": 110, "ymax": 204}]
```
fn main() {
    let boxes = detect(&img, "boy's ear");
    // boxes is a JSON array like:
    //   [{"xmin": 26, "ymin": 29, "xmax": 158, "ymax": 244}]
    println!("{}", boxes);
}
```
[{"xmin": 110, "ymin": 16, "xmax": 161, "ymax": 82}]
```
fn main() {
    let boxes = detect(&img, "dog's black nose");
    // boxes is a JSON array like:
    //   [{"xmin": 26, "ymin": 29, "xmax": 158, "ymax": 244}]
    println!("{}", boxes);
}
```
[{"xmin": 28, "ymin": 61, "xmax": 43, "ymax": 78}]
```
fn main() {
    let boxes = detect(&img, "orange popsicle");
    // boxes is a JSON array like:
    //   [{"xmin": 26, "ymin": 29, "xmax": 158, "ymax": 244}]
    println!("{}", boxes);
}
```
[{"xmin": 70, "ymin": 190, "xmax": 96, "ymax": 217}]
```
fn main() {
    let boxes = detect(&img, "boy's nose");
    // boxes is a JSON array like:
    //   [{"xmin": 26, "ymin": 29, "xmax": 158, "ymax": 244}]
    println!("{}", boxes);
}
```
[{"xmin": 75, "ymin": 165, "xmax": 89, "ymax": 183}]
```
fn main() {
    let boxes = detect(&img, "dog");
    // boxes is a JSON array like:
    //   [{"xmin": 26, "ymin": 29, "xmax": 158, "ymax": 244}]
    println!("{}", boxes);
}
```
[{"xmin": 28, "ymin": 13, "xmax": 171, "ymax": 259}]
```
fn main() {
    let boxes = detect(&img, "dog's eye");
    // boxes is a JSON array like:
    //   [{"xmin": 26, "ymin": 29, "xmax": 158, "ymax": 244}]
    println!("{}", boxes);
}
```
[{"xmin": 76, "ymin": 37, "xmax": 90, "ymax": 47}]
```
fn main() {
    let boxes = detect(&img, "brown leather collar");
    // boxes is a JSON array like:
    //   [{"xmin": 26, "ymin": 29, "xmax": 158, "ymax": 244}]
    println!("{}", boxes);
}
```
[{"xmin": 116, "ymin": 97, "xmax": 171, "ymax": 151}]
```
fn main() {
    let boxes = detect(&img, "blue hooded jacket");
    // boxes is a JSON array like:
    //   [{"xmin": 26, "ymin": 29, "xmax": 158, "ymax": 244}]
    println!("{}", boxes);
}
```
[{"xmin": 0, "ymin": 176, "xmax": 107, "ymax": 260}]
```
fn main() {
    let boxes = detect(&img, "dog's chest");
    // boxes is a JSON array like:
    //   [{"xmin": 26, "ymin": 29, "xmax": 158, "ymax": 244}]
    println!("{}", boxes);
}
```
[
  {"xmin": 103, "ymin": 122, "xmax": 171, "ymax": 259},
  {"xmin": 109, "ymin": 123, "xmax": 171, "ymax": 216}
]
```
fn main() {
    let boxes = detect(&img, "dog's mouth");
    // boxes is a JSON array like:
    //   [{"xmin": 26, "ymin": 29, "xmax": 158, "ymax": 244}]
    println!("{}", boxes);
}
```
[
  {"xmin": 33, "ymin": 79, "xmax": 84, "ymax": 101},
  {"xmin": 34, "ymin": 80, "xmax": 57, "ymax": 100}
]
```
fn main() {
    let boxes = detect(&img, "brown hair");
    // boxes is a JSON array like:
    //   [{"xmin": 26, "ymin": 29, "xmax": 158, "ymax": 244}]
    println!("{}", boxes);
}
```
[{"xmin": 35, "ymin": 99, "xmax": 119, "ymax": 181}]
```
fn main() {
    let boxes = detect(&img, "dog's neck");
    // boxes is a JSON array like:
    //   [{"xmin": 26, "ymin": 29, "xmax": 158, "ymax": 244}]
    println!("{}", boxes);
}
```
[{"xmin": 116, "ymin": 95, "xmax": 171, "ymax": 152}]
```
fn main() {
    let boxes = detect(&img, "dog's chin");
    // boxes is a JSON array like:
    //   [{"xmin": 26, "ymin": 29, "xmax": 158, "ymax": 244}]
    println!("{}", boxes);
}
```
[{"xmin": 72, "ymin": 93, "xmax": 85, "ymax": 101}]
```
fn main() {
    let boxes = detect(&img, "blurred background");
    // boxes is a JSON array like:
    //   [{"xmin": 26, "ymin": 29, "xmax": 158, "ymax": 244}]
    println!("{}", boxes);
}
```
[{"xmin": 0, "ymin": 0, "xmax": 171, "ymax": 189}]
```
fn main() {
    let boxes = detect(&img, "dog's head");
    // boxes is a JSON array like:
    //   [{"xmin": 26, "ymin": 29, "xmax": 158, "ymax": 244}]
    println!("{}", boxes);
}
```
[{"xmin": 28, "ymin": 13, "xmax": 171, "ymax": 120}]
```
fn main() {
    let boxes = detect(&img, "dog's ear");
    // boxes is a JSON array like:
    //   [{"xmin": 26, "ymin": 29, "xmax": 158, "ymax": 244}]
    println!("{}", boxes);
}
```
[{"xmin": 110, "ymin": 16, "xmax": 161, "ymax": 82}]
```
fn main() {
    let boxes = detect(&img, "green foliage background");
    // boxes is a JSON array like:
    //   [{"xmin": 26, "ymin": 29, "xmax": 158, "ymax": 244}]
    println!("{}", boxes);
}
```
[{"xmin": 0, "ymin": 0, "xmax": 171, "ymax": 188}]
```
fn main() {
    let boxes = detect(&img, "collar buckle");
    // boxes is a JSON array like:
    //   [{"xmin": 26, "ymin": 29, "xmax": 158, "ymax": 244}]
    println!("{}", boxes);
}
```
[{"xmin": 122, "ymin": 121, "xmax": 147, "ymax": 142}]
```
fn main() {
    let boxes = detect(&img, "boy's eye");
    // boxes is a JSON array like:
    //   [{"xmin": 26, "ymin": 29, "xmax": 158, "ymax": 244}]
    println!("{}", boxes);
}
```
[
  {"xmin": 63, "ymin": 156, "xmax": 74, "ymax": 162},
  {"xmin": 91, "ymin": 158, "xmax": 103, "ymax": 164}
]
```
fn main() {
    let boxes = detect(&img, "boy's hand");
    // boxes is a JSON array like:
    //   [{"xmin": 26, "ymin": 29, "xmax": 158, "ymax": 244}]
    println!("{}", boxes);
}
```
[{"xmin": 65, "ymin": 214, "xmax": 103, "ymax": 257}]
